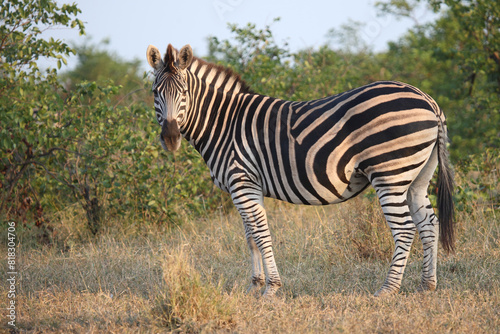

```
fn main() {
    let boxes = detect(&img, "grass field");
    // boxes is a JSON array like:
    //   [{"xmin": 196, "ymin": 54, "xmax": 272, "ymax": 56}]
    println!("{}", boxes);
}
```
[{"xmin": 3, "ymin": 190, "xmax": 499, "ymax": 333}]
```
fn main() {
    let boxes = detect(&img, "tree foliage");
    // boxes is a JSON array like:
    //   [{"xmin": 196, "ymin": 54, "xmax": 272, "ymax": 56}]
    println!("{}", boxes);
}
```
[
  {"xmin": 377, "ymin": 0, "xmax": 499, "ymax": 158},
  {"xmin": 0, "ymin": 1, "xmax": 220, "ymax": 234},
  {"xmin": 2, "ymin": 0, "xmax": 498, "ymax": 233},
  {"xmin": 60, "ymin": 39, "xmax": 144, "ymax": 98},
  {"xmin": 1, "ymin": 0, "xmax": 84, "ymax": 225}
]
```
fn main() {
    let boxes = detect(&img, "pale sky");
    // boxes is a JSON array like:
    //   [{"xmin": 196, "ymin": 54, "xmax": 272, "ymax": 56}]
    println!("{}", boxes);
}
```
[{"xmin": 45, "ymin": 0, "xmax": 436, "ymax": 71}]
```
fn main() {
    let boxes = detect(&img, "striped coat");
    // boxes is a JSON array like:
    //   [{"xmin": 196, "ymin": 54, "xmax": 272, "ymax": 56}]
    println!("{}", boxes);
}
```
[{"xmin": 147, "ymin": 44, "xmax": 454, "ymax": 297}]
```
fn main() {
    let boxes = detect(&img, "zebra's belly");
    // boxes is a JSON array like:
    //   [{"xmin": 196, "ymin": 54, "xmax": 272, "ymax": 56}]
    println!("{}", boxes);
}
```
[{"xmin": 265, "ymin": 170, "xmax": 370, "ymax": 205}]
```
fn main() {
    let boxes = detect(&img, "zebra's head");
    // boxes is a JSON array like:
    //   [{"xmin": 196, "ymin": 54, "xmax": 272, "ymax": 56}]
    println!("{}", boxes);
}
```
[{"xmin": 146, "ymin": 44, "xmax": 193, "ymax": 152}]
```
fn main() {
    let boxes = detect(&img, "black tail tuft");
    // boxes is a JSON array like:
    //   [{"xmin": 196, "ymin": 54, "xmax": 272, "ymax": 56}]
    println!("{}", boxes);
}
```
[{"xmin": 437, "ymin": 114, "xmax": 455, "ymax": 253}]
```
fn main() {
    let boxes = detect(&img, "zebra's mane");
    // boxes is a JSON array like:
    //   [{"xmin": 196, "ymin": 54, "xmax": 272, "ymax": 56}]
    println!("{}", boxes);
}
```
[{"xmin": 188, "ymin": 56, "xmax": 253, "ymax": 95}]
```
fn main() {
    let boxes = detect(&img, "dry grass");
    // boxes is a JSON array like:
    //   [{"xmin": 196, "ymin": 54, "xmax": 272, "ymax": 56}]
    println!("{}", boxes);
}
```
[{"xmin": 2, "ymin": 196, "xmax": 499, "ymax": 333}]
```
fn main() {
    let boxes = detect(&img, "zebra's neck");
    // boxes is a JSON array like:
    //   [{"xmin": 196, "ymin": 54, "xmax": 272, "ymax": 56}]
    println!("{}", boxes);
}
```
[
  {"xmin": 179, "ymin": 58, "xmax": 255, "ymax": 155},
  {"xmin": 179, "ymin": 71, "xmax": 255, "ymax": 157}
]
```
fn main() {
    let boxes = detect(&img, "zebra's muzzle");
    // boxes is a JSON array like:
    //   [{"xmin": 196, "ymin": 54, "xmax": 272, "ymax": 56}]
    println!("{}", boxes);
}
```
[{"xmin": 160, "ymin": 119, "xmax": 182, "ymax": 152}]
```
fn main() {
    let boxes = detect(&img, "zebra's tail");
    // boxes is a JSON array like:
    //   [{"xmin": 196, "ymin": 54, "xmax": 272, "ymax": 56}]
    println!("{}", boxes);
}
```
[{"xmin": 436, "ymin": 109, "xmax": 455, "ymax": 253}]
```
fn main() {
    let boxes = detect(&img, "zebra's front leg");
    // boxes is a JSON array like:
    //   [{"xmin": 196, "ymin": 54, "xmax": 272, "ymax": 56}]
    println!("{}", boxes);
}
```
[
  {"xmin": 375, "ymin": 192, "xmax": 416, "ymax": 297},
  {"xmin": 233, "ymin": 192, "xmax": 282, "ymax": 297},
  {"xmin": 244, "ymin": 224, "xmax": 266, "ymax": 294}
]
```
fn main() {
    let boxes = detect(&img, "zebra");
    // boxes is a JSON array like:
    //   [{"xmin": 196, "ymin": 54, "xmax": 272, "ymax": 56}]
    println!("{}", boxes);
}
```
[{"xmin": 146, "ymin": 43, "xmax": 455, "ymax": 297}]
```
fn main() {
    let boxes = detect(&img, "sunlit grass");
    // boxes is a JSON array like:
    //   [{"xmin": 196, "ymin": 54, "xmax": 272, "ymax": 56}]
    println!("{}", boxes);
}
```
[{"xmin": 3, "ymin": 192, "xmax": 499, "ymax": 333}]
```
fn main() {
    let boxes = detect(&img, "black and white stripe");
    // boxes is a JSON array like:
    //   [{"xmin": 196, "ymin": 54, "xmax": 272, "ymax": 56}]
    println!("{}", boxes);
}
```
[{"xmin": 147, "ymin": 44, "xmax": 455, "ymax": 297}]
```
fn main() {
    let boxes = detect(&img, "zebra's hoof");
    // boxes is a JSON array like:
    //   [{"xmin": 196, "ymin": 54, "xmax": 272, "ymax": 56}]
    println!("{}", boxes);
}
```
[
  {"xmin": 418, "ymin": 281, "xmax": 437, "ymax": 292},
  {"xmin": 246, "ymin": 276, "xmax": 265, "ymax": 296},
  {"xmin": 262, "ymin": 283, "xmax": 282, "ymax": 298},
  {"xmin": 374, "ymin": 287, "xmax": 399, "ymax": 297},
  {"xmin": 262, "ymin": 287, "xmax": 278, "ymax": 298},
  {"xmin": 246, "ymin": 284, "xmax": 263, "ymax": 296}
]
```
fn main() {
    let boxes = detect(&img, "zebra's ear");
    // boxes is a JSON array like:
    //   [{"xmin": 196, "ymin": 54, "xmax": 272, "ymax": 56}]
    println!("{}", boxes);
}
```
[
  {"xmin": 178, "ymin": 44, "xmax": 193, "ymax": 70},
  {"xmin": 146, "ymin": 45, "xmax": 164, "ymax": 72},
  {"xmin": 165, "ymin": 44, "xmax": 178, "ymax": 72}
]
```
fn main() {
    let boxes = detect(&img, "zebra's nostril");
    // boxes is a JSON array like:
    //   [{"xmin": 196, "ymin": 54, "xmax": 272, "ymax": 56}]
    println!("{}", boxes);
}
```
[{"xmin": 159, "ymin": 119, "xmax": 182, "ymax": 152}]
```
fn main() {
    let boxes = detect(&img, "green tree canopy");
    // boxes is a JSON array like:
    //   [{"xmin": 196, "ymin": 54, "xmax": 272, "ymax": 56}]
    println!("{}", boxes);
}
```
[
  {"xmin": 376, "ymin": 0, "xmax": 499, "ymax": 158},
  {"xmin": 2, "ymin": 0, "xmax": 497, "ymax": 233},
  {"xmin": 1, "ymin": 0, "xmax": 84, "ymax": 224},
  {"xmin": 60, "ymin": 39, "xmax": 144, "ymax": 98}
]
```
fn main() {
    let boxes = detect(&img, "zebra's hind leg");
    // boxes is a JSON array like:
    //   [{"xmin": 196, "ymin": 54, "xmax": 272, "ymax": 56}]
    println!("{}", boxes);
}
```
[
  {"xmin": 408, "ymin": 147, "xmax": 439, "ymax": 292},
  {"xmin": 374, "ymin": 191, "xmax": 416, "ymax": 297}
]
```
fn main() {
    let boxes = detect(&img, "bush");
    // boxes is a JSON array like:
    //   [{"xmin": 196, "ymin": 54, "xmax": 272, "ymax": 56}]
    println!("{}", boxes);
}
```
[
  {"xmin": 3, "ymin": 1, "xmax": 498, "ymax": 236},
  {"xmin": 153, "ymin": 248, "xmax": 236, "ymax": 332}
]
